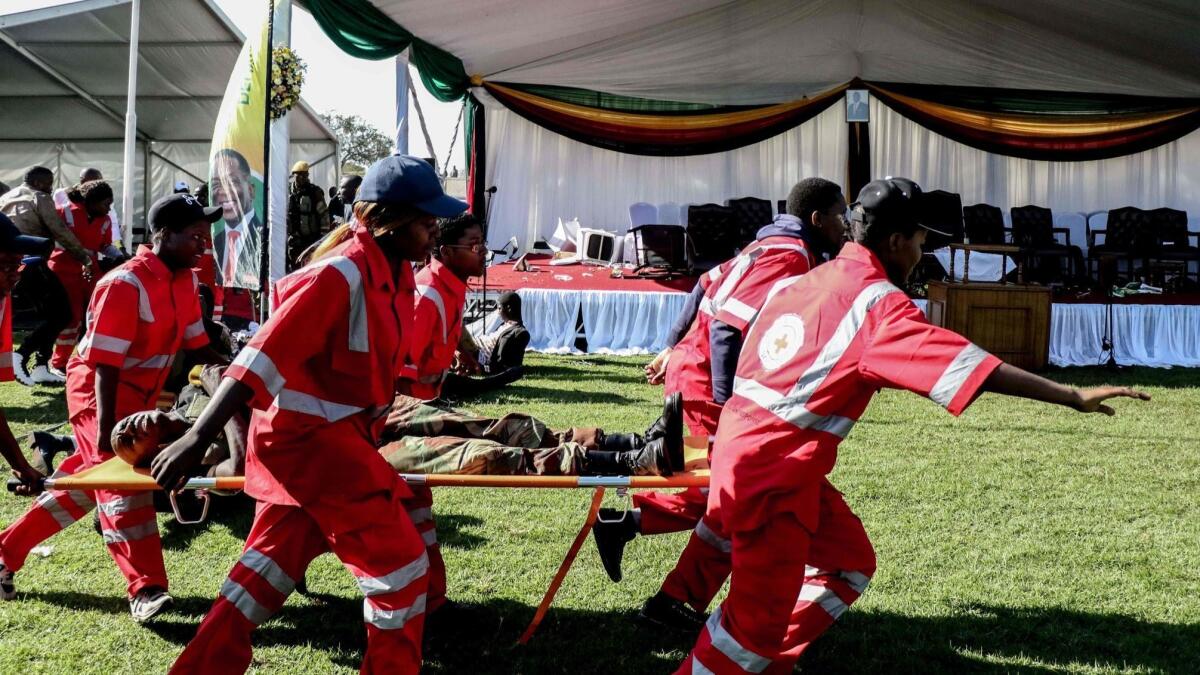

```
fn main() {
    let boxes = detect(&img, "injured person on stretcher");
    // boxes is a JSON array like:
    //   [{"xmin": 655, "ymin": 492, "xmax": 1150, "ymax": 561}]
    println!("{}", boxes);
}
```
[{"xmin": 110, "ymin": 365, "xmax": 686, "ymax": 480}]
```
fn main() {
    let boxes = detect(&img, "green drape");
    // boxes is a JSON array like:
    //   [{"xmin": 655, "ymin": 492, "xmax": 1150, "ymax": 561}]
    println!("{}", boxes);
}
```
[{"xmin": 298, "ymin": 0, "xmax": 469, "ymax": 102}]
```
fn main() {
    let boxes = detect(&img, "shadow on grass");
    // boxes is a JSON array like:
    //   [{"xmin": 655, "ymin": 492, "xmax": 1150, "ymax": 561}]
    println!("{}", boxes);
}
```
[
  {"xmin": 132, "ymin": 597, "xmax": 1200, "ymax": 673},
  {"xmin": 466, "ymin": 384, "xmax": 645, "ymax": 407}
]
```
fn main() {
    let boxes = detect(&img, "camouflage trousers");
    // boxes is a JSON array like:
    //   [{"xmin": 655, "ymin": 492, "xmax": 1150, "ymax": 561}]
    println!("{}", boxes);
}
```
[{"xmin": 378, "ymin": 395, "xmax": 597, "ymax": 476}]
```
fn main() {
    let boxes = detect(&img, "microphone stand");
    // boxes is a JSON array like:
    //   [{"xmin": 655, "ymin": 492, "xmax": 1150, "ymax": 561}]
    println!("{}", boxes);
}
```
[
  {"xmin": 479, "ymin": 186, "xmax": 497, "ymax": 323},
  {"xmin": 1098, "ymin": 255, "xmax": 1119, "ymax": 370}
]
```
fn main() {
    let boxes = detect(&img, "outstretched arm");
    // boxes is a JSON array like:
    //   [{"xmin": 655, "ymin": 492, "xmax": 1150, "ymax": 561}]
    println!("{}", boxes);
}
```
[
  {"xmin": 0, "ymin": 410, "xmax": 42, "ymax": 495},
  {"xmin": 982, "ymin": 363, "xmax": 1150, "ymax": 415},
  {"xmin": 150, "ymin": 378, "xmax": 252, "ymax": 490}
]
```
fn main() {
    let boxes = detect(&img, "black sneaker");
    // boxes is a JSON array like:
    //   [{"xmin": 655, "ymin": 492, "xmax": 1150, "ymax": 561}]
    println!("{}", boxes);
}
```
[
  {"xmin": 592, "ymin": 509, "xmax": 637, "ymax": 582},
  {"xmin": 637, "ymin": 591, "xmax": 706, "ymax": 632},
  {"xmin": 11, "ymin": 353, "xmax": 35, "ymax": 387},
  {"xmin": 30, "ymin": 431, "xmax": 74, "ymax": 474},
  {"xmin": 0, "ymin": 561, "xmax": 15, "ymax": 600}
]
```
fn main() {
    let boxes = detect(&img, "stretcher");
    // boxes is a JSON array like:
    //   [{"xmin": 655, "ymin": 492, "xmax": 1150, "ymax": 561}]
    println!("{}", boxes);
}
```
[{"xmin": 31, "ymin": 439, "xmax": 712, "ymax": 643}]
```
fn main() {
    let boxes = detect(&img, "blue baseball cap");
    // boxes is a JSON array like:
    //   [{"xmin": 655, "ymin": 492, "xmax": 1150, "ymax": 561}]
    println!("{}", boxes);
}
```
[
  {"xmin": 357, "ymin": 154, "xmax": 467, "ymax": 217},
  {"xmin": 0, "ymin": 212, "xmax": 52, "ymax": 256}
]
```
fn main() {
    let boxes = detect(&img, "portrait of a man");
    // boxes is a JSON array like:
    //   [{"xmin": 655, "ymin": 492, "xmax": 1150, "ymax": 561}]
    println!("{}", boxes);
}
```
[{"xmin": 846, "ymin": 89, "xmax": 869, "ymax": 122}]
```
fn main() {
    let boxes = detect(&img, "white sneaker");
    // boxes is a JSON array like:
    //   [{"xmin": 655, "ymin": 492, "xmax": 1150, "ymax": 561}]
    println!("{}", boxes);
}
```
[
  {"xmin": 0, "ymin": 562, "xmax": 15, "ymax": 600},
  {"xmin": 30, "ymin": 365, "xmax": 66, "ymax": 385},
  {"xmin": 130, "ymin": 586, "xmax": 173, "ymax": 622},
  {"xmin": 11, "ymin": 353, "xmax": 35, "ymax": 387}
]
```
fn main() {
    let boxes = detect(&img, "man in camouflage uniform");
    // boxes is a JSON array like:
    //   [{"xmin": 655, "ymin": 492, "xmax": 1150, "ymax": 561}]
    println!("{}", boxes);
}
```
[
  {"xmin": 285, "ymin": 161, "xmax": 329, "ymax": 270},
  {"xmin": 379, "ymin": 394, "xmax": 681, "ymax": 476}
]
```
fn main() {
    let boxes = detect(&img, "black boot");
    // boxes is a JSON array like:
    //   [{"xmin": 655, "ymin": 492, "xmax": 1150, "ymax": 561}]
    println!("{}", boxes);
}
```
[
  {"xmin": 584, "ymin": 441, "xmax": 673, "ymax": 477},
  {"xmin": 597, "ymin": 432, "xmax": 644, "ymax": 452},
  {"xmin": 638, "ymin": 590, "xmax": 707, "ymax": 632},
  {"xmin": 641, "ymin": 392, "xmax": 683, "ymax": 444},
  {"xmin": 592, "ymin": 508, "xmax": 637, "ymax": 582},
  {"xmin": 30, "ymin": 431, "xmax": 75, "ymax": 474}
]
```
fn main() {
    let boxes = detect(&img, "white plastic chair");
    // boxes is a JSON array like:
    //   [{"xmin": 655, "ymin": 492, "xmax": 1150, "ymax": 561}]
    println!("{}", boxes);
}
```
[
  {"xmin": 656, "ymin": 202, "xmax": 681, "ymax": 225},
  {"xmin": 629, "ymin": 202, "xmax": 657, "ymax": 228}
]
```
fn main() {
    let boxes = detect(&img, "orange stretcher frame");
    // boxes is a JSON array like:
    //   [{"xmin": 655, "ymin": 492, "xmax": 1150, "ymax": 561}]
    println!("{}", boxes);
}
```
[{"xmin": 42, "ymin": 439, "xmax": 711, "ymax": 643}]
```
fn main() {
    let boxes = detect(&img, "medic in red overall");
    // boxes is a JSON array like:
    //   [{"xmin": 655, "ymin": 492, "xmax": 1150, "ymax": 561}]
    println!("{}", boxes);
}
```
[
  {"xmin": 152, "ymin": 155, "xmax": 468, "ymax": 674},
  {"xmin": 0, "ymin": 193, "xmax": 222, "ymax": 620},
  {"xmin": 676, "ymin": 178, "xmax": 1150, "ymax": 675},
  {"xmin": 48, "ymin": 180, "xmax": 124, "ymax": 376},
  {"xmin": 397, "ymin": 212, "xmax": 487, "ymax": 616},
  {"xmin": 594, "ymin": 179, "xmax": 849, "ymax": 628}
]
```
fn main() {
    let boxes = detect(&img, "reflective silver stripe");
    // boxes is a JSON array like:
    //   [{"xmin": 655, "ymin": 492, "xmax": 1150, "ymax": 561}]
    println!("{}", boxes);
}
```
[
  {"xmin": 183, "ymin": 318, "xmax": 205, "ymax": 340},
  {"xmin": 85, "ymin": 333, "xmax": 131, "ymax": 355},
  {"xmin": 798, "ymin": 582, "xmax": 849, "ymax": 619},
  {"xmin": 364, "ymin": 593, "xmax": 427, "ymax": 630},
  {"xmin": 707, "ymin": 607, "xmax": 771, "ymax": 672},
  {"xmin": 929, "ymin": 343, "xmax": 990, "ymax": 409},
  {"xmin": 314, "ymin": 256, "xmax": 369, "ymax": 353},
  {"xmin": 220, "ymin": 578, "xmax": 272, "ymax": 625},
  {"xmin": 759, "ymin": 243, "xmax": 808, "ymax": 254},
  {"xmin": 422, "ymin": 529, "xmax": 438, "ymax": 546},
  {"xmin": 840, "ymin": 570, "xmax": 871, "ymax": 594},
  {"xmin": 732, "ymin": 378, "xmax": 855, "ymax": 439},
  {"xmin": 239, "ymin": 548, "xmax": 296, "ymax": 595},
  {"xmin": 710, "ymin": 251, "xmax": 757, "ymax": 309},
  {"xmin": 355, "ymin": 552, "xmax": 429, "ymax": 597},
  {"xmin": 407, "ymin": 507, "xmax": 433, "ymax": 525},
  {"xmin": 232, "ymin": 347, "xmax": 285, "ymax": 397},
  {"xmin": 694, "ymin": 519, "xmax": 731, "ymax": 553},
  {"xmin": 123, "ymin": 353, "xmax": 173, "ymax": 369},
  {"xmin": 416, "ymin": 284, "xmax": 448, "ymax": 342},
  {"xmin": 782, "ymin": 280, "xmax": 900, "ymax": 404},
  {"xmin": 692, "ymin": 657, "xmax": 717, "ymax": 675},
  {"xmin": 805, "ymin": 565, "xmax": 832, "ymax": 577},
  {"xmin": 706, "ymin": 266, "xmax": 723, "ymax": 282},
  {"xmin": 68, "ymin": 490, "xmax": 95, "ymax": 510},
  {"xmin": 101, "ymin": 519, "xmax": 159, "ymax": 544},
  {"xmin": 36, "ymin": 492, "xmax": 77, "ymax": 528},
  {"xmin": 763, "ymin": 275, "xmax": 802, "ymax": 308},
  {"xmin": 0, "ymin": 353, "xmax": 10, "ymax": 369},
  {"xmin": 274, "ymin": 388, "xmax": 365, "ymax": 422},
  {"xmin": 698, "ymin": 296, "xmax": 715, "ymax": 317},
  {"xmin": 720, "ymin": 297, "xmax": 757, "ymax": 323},
  {"xmin": 105, "ymin": 270, "xmax": 154, "ymax": 322},
  {"xmin": 97, "ymin": 493, "xmax": 153, "ymax": 517},
  {"xmin": 63, "ymin": 206, "xmax": 75, "ymax": 226}
]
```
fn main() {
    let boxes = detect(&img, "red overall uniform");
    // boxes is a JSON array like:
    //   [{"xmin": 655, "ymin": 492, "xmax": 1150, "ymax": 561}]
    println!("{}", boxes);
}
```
[
  {"xmin": 172, "ymin": 224, "xmax": 428, "ymax": 675},
  {"xmin": 48, "ymin": 202, "xmax": 109, "ymax": 370},
  {"xmin": 678, "ymin": 242, "xmax": 1002, "ymax": 674},
  {"xmin": 397, "ymin": 258, "xmax": 468, "ymax": 614},
  {"xmin": 636, "ymin": 236, "xmax": 815, "ymax": 609},
  {"xmin": 0, "ymin": 247, "xmax": 208, "ymax": 596}
]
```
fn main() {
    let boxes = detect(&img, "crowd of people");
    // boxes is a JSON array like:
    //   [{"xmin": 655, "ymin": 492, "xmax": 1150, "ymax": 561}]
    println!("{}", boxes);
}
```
[{"xmin": 0, "ymin": 154, "xmax": 1150, "ymax": 673}]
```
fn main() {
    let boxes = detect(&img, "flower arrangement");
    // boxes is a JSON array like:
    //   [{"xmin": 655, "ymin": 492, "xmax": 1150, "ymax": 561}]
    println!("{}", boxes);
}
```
[{"xmin": 270, "ymin": 46, "xmax": 306, "ymax": 120}]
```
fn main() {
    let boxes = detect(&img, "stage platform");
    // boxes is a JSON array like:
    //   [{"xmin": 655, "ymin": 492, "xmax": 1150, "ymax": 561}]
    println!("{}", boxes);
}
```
[{"xmin": 468, "ymin": 256, "xmax": 1200, "ymax": 368}]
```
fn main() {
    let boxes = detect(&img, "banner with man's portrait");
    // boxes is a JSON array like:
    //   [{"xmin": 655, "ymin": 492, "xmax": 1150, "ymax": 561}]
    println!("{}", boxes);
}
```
[{"xmin": 208, "ymin": 7, "xmax": 268, "ymax": 290}]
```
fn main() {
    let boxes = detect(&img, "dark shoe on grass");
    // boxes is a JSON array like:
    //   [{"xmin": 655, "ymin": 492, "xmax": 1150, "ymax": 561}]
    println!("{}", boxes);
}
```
[
  {"xmin": 592, "ymin": 508, "xmax": 637, "ymax": 582},
  {"xmin": 637, "ymin": 591, "xmax": 706, "ymax": 632}
]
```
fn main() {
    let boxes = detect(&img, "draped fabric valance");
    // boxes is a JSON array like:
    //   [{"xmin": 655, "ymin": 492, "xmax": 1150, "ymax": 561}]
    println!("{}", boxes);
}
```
[
  {"xmin": 483, "ymin": 82, "xmax": 846, "ymax": 156},
  {"xmin": 298, "ymin": 0, "xmax": 469, "ymax": 102},
  {"xmin": 867, "ymin": 83, "xmax": 1200, "ymax": 161}
]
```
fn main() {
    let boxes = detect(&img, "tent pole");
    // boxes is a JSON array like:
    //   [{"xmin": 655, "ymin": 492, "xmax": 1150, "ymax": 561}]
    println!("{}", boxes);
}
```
[
  {"xmin": 394, "ymin": 50, "xmax": 410, "ymax": 155},
  {"xmin": 120, "ymin": 0, "xmax": 140, "ymax": 252}
]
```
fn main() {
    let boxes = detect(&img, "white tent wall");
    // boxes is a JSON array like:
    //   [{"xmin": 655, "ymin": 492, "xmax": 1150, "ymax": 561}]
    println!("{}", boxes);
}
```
[
  {"xmin": 483, "ymin": 102, "xmax": 848, "ymax": 249},
  {"xmin": 870, "ymin": 98, "xmax": 1200, "ymax": 223}
]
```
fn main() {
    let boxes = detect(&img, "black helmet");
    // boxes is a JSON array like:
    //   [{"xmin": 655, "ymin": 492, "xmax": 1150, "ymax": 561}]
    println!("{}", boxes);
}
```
[{"xmin": 850, "ymin": 177, "xmax": 950, "ymax": 237}]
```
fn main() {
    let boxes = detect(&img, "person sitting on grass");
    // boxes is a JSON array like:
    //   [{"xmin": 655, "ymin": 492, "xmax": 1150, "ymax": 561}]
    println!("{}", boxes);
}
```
[
  {"xmin": 672, "ymin": 177, "xmax": 1150, "ymax": 675},
  {"xmin": 442, "ymin": 291, "xmax": 530, "ymax": 398}
]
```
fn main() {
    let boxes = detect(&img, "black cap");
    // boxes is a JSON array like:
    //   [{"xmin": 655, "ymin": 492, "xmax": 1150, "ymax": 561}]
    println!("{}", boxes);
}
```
[
  {"xmin": 0, "ymin": 212, "xmax": 52, "ymax": 256},
  {"xmin": 850, "ymin": 177, "xmax": 951, "ymax": 237},
  {"xmin": 148, "ymin": 193, "xmax": 222, "ymax": 232}
]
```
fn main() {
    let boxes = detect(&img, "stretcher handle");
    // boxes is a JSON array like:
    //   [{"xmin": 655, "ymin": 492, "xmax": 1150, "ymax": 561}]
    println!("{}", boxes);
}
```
[
  {"xmin": 5, "ymin": 476, "xmax": 46, "ymax": 494},
  {"xmin": 170, "ymin": 489, "xmax": 211, "ymax": 525}
]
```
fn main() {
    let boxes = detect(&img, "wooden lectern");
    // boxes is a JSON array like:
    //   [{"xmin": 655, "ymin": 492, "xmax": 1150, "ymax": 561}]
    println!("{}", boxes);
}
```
[{"xmin": 926, "ymin": 244, "xmax": 1051, "ymax": 371}]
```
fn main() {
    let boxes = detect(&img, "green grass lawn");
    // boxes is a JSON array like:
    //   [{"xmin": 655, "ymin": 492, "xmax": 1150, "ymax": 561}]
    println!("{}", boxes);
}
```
[{"xmin": 0, "ymin": 355, "xmax": 1197, "ymax": 673}]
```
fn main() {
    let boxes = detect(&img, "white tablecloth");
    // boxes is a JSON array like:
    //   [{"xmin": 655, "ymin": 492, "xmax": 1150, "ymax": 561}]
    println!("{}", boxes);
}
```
[
  {"xmin": 471, "ymin": 289, "xmax": 1198, "ymax": 367},
  {"xmin": 931, "ymin": 247, "xmax": 1016, "ymax": 282}
]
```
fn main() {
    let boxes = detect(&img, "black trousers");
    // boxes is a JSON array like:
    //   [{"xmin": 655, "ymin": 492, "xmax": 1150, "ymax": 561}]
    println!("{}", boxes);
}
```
[{"xmin": 15, "ymin": 262, "xmax": 71, "ymax": 365}]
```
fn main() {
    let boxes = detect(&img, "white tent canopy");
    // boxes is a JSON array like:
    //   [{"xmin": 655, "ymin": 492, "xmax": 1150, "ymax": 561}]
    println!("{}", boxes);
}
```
[
  {"xmin": 0, "ymin": 0, "xmax": 338, "ymax": 239},
  {"xmin": 370, "ymin": 0, "xmax": 1200, "ymax": 103}
]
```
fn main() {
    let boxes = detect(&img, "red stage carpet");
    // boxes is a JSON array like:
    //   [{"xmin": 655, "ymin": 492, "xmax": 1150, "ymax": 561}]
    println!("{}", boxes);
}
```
[{"xmin": 470, "ymin": 254, "xmax": 697, "ymax": 293}]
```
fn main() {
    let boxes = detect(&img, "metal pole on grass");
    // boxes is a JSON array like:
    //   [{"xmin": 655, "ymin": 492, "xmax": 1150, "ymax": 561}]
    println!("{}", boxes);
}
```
[{"xmin": 120, "ymin": 0, "xmax": 140, "ymax": 252}]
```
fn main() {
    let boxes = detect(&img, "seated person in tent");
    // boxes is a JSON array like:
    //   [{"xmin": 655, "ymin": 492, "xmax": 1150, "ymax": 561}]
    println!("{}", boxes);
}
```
[{"xmin": 441, "ymin": 291, "xmax": 529, "ymax": 398}]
